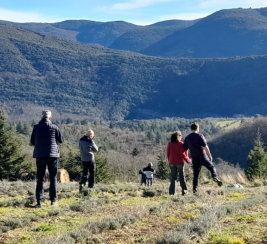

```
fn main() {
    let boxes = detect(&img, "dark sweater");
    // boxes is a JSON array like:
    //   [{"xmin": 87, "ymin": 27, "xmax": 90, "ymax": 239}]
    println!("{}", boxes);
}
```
[
  {"xmin": 183, "ymin": 132, "xmax": 207, "ymax": 159},
  {"xmin": 30, "ymin": 118, "xmax": 64, "ymax": 158}
]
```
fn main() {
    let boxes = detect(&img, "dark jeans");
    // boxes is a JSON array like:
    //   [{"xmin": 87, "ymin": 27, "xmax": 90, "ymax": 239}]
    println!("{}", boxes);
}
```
[
  {"xmin": 36, "ymin": 158, "xmax": 58, "ymax": 203},
  {"xmin": 169, "ymin": 164, "xmax": 187, "ymax": 195},
  {"xmin": 79, "ymin": 161, "xmax": 95, "ymax": 188},
  {"xmin": 192, "ymin": 156, "xmax": 218, "ymax": 192}
]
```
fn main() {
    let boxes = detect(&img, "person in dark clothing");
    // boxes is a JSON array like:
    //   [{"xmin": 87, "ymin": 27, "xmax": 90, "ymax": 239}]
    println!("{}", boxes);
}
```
[
  {"xmin": 183, "ymin": 122, "xmax": 222, "ymax": 194},
  {"xmin": 139, "ymin": 170, "xmax": 147, "ymax": 186},
  {"xmin": 79, "ymin": 130, "xmax": 98, "ymax": 190},
  {"xmin": 167, "ymin": 131, "xmax": 191, "ymax": 195},
  {"xmin": 143, "ymin": 162, "xmax": 156, "ymax": 186},
  {"xmin": 31, "ymin": 110, "xmax": 64, "ymax": 208}
]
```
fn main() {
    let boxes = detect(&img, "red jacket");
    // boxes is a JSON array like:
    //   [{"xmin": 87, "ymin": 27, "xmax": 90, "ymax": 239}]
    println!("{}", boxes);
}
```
[{"xmin": 167, "ymin": 141, "xmax": 190, "ymax": 165}]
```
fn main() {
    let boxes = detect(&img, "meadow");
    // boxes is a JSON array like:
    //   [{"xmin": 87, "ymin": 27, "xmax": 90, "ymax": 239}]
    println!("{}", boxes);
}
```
[{"xmin": 0, "ymin": 179, "xmax": 266, "ymax": 244}]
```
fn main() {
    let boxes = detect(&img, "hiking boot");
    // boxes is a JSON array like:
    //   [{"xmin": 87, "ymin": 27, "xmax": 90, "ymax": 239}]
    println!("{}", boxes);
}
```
[
  {"xmin": 51, "ymin": 201, "xmax": 58, "ymax": 207},
  {"xmin": 182, "ymin": 190, "xmax": 188, "ymax": 196},
  {"xmin": 213, "ymin": 177, "xmax": 223, "ymax": 187},
  {"xmin": 35, "ymin": 203, "xmax": 42, "ymax": 208}
]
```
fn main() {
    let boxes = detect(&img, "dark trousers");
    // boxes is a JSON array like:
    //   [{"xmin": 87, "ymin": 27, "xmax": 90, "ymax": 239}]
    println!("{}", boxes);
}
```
[
  {"xmin": 192, "ymin": 156, "xmax": 217, "ymax": 192},
  {"xmin": 79, "ymin": 161, "xmax": 95, "ymax": 188},
  {"xmin": 140, "ymin": 174, "xmax": 146, "ymax": 185},
  {"xmin": 36, "ymin": 158, "xmax": 58, "ymax": 203},
  {"xmin": 169, "ymin": 164, "xmax": 187, "ymax": 195}
]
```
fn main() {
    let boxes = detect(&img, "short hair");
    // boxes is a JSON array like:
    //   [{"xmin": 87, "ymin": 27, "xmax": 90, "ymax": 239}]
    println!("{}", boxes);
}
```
[
  {"xmin": 148, "ymin": 162, "xmax": 153, "ymax": 167},
  {"xmin": 191, "ymin": 122, "xmax": 199, "ymax": 131},
  {"xmin": 42, "ymin": 110, "xmax": 52, "ymax": 118},
  {"xmin": 171, "ymin": 131, "xmax": 182, "ymax": 142},
  {"xmin": 86, "ymin": 130, "xmax": 94, "ymax": 136}
]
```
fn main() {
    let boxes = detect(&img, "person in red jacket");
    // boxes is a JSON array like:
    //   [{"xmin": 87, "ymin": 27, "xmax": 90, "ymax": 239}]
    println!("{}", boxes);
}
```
[{"xmin": 167, "ymin": 131, "xmax": 191, "ymax": 195}]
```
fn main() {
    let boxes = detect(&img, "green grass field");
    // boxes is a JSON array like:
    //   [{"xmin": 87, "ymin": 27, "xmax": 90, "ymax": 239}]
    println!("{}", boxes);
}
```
[
  {"xmin": 216, "ymin": 120, "xmax": 242, "ymax": 130},
  {"xmin": 0, "ymin": 181, "xmax": 266, "ymax": 244}
]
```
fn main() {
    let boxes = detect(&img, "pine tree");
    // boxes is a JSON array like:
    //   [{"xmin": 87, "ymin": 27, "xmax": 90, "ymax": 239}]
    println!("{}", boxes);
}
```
[
  {"xmin": 131, "ymin": 147, "xmax": 140, "ymax": 157},
  {"xmin": 95, "ymin": 153, "xmax": 111, "ymax": 183},
  {"xmin": 245, "ymin": 129, "xmax": 267, "ymax": 181},
  {"xmin": 156, "ymin": 146, "xmax": 170, "ymax": 180},
  {"xmin": 0, "ymin": 107, "xmax": 25, "ymax": 180},
  {"xmin": 60, "ymin": 149, "xmax": 82, "ymax": 180}
]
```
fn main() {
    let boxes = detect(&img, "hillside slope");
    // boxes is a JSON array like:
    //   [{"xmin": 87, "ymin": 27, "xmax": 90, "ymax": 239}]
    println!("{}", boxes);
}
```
[
  {"xmin": 52, "ymin": 20, "xmax": 140, "ymax": 46},
  {"xmin": 0, "ymin": 19, "xmax": 140, "ymax": 47},
  {"xmin": 1, "ymin": 24, "xmax": 267, "ymax": 120},
  {"xmin": 210, "ymin": 117, "xmax": 267, "ymax": 168},
  {"xmin": 0, "ymin": 19, "xmax": 197, "ymax": 51},
  {"xmin": 142, "ymin": 8, "xmax": 267, "ymax": 58},
  {"xmin": 109, "ymin": 20, "xmax": 198, "ymax": 52}
]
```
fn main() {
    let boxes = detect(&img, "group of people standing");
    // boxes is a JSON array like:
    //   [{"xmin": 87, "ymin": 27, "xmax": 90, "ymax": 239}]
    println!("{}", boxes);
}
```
[
  {"xmin": 30, "ymin": 110, "xmax": 98, "ymax": 208},
  {"xmin": 139, "ymin": 162, "xmax": 156, "ymax": 186},
  {"xmin": 30, "ymin": 110, "xmax": 222, "ymax": 208},
  {"xmin": 167, "ymin": 122, "xmax": 222, "ymax": 195}
]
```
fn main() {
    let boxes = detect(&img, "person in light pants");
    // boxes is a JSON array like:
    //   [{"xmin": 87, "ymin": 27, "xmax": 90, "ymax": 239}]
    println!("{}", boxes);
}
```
[{"xmin": 143, "ymin": 162, "xmax": 155, "ymax": 186}]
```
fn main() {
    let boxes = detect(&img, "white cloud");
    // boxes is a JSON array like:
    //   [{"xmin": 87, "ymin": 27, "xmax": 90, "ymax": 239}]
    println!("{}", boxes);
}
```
[
  {"xmin": 0, "ymin": 8, "xmax": 59, "ymax": 23},
  {"xmin": 112, "ymin": 0, "xmax": 176, "ymax": 10}
]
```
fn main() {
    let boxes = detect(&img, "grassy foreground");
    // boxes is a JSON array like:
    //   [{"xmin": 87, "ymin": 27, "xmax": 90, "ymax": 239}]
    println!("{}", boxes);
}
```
[{"xmin": 0, "ymin": 180, "xmax": 266, "ymax": 244}]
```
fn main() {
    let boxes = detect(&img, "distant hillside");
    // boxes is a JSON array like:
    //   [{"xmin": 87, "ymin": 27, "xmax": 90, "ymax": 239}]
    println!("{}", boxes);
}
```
[
  {"xmin": 2, "ymin": 8, "xmax": 267, "ymax": 58},
  {"xmin": 52, "ymin": 20, "xmax": 140, "ymax": 46},
  {"xmin": 1, "ymin": 24, "xmax": 267, "ymax": 120},
  {"xmin": 149, "ymin": 19, "xmax": 198, "ymax": 27},
  {"xmin": 0, "ymin": 19, "xmax": 198, "ymax": 51},
  {"xmin": 109, "ymin": 19, "xmax": 198, "ymax": 52},
  {"xmin": 0, "ymin": 20, "xmax": 79, "ymax": 40},
  {"xmin": 109, "ymin": 26, "xmax": 183, "ymax": 52},
  {"xmin": 0, "ymin": 19, "xmax": 140, "ymax": 47},
  {"xmin": 142, "ymin": 7, "xmax": 267, "ymax": 58},
  {"xmin": 210, "ymin": 117, "xmax": 267, "ymax": 168}
]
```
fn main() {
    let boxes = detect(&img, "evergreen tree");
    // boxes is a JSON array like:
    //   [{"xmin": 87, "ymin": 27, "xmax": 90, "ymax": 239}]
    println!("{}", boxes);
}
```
[
  {"xmin": 0, "ymin": 107, "xmax": 25, "ymax": 180},
  {"xmin": 95, "ymin": 153, "xmax": 111, "ymax": 183},
  {"xmin": 60, "ymin": 149, "xmax": 82, "ymax": 180},
  {"xmin": 131, "ymin": 147, "xmax": 140, "ymax": 157},
  {"xmin": 156, "ymin": 146, "xmax": 170, "ymax": 180},
  {"xmin": 16, "ymin": 122, "xmax": 23, "ymax": 134},
  {"xmin": 245, "ymin": 129, "xmax": 267, "ymax": 181}
]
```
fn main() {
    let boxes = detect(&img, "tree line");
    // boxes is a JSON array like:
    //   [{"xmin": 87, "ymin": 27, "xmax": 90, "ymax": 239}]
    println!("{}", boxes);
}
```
[{"xmin": 1, "ymin": 105, "xmax": 265, "ymax": 184}]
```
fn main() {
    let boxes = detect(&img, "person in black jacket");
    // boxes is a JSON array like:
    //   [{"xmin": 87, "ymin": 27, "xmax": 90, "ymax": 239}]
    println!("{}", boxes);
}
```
[{"xmin": 31, "ymin": 110, "xmax": 64, "ymax": 208}]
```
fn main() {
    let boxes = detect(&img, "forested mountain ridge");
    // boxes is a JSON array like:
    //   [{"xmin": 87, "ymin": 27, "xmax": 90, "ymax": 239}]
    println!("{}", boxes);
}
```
[
  {"xmin": 1, "ymin": 7, "xmax": 267, "ymax": 58},
  {"xmin": 109, "ymin": 20, "xmax": 199, "ymax": 52},
  {"xmin": 0, "ymin": 19, "xmax": 139, "ymax": 46},
  {"xmin": 0, "ymin": 19, "xmax": 197, "ymax": 49},
  {"xmin": 142, "ymin": 7, "xmax": 267, "ymax": 58},
  {"xmin": 1, "ymin": 24, "xmax": 267, "ymax": 120}
]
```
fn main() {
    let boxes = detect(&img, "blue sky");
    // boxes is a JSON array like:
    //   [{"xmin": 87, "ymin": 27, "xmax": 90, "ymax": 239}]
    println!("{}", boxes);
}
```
[{"xmin": 0, "ymin": 0, "xmax": 266, "ymax": 25}]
